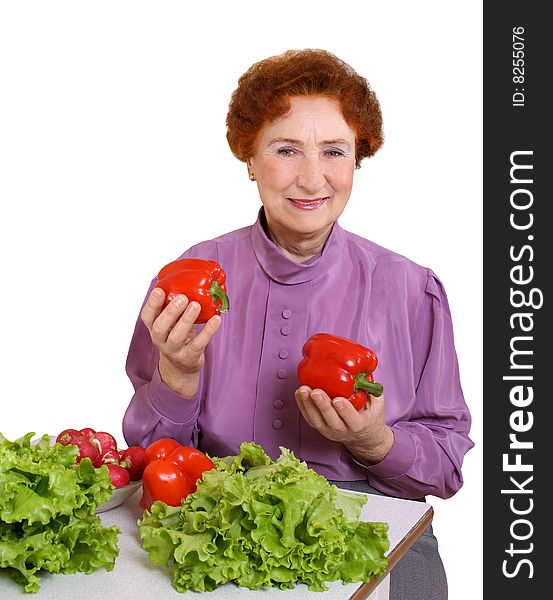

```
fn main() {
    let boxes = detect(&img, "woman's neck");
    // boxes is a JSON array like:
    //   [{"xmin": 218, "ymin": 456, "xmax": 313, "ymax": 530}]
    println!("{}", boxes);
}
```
[{"xmin": 265, "ymin": 220, "xmax": 333, "ymax": 263}]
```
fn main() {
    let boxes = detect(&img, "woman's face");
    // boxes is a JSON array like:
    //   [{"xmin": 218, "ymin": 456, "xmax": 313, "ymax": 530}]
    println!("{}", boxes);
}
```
[{"xmin": 249, "ymin": 96, "xmax": 356, "ymax": 242}]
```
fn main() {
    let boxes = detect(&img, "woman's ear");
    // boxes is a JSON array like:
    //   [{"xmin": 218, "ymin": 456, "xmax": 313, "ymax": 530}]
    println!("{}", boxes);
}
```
[{"xmin": 246, "ymin": 160, "xmax": 256, "ymax": 181}]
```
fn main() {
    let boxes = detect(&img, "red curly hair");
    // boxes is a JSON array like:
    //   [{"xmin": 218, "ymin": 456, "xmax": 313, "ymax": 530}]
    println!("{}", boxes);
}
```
[{"xmin": 226, "ymin": 49, "xmax": 384, "ymax": 168}]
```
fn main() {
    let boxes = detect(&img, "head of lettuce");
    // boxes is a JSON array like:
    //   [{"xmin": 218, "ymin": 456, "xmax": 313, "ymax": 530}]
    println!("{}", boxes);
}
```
[
  {"xmin": 0, "ymin": 432, "xmax": 120, "ymax": 593},
  {"xmin": 138, "ymin": 442, "xmax": 389, "ymax": 593}
]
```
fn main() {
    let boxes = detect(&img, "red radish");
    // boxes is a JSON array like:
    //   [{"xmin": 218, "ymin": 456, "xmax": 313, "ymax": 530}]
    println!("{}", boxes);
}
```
[
  {"xmin": 56, "ymin": 429, "xmax": 82, "ymax": 445},
  {"xmin": 76, "ymin": 428, "xmax": 117, "ymax": 455},
  {"xmin": 119, "ymin": 446, "xmax": 147, "ymax": 481},
  {"xmin": 101, "ymin": 449, "xmax": 121, "ymax": 464},
  {"xmin": 56, "ymin": 429, "xmax": 101, "ymax": 466},
  {"xmin": 73, "ymin": 436, "xmax": 102, "ymax": 467},
  {"xmin": 79, "ymin": 427, "xmax": 96, "ymax": 438},
  {"xmin": 55, "ymin": 427, "xmax": 131, "ymax": 471},
  {"xmin": 92, "ymin": 431, "xmax": 118, "ymax": 455},
  {"xmin": 107, "ymin": 464, "xmax": 130, "ymax": 488}
]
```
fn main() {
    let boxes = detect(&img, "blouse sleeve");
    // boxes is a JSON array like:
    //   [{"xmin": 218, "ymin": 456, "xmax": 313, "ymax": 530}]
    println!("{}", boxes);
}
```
[
  {"xmin": 121, "ymin": 281, "xmax": 202, "ymax": 448},
  {"xmin": 363, "ymin": 269, "xmax": 474, "ymax": 499}
]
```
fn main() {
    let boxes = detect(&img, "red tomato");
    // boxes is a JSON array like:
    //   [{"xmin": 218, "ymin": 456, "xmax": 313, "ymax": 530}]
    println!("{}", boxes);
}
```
[
  {"xmin": 141, "ymin": 459, "xmax": 196, "ymax": 507},
  {"xmin": 166, "ymin": 446, "xmax": 216, "ymax": 485},
  {"xmin": 144, "ymin": 437, "xmax": 181, "ymax": 463}
]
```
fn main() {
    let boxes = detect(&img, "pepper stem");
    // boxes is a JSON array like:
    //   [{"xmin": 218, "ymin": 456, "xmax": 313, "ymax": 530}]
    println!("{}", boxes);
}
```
[
  {"xmin": 354, "ymin": 372, "xmax": 383, "ymax": 397},
  {"xmin": 210, "ymin": 279, "xmax": 230, "ymax": 313}
]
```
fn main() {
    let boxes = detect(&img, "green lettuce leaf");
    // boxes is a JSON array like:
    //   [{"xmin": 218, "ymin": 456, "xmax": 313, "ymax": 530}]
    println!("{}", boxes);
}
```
[
  {"xmin": 0, "ymin": 432, "xmax": 120, "ymax": 592},
  {"xmin": 138, "ymin": 442, "xmax": 389, "ymax": 593}
]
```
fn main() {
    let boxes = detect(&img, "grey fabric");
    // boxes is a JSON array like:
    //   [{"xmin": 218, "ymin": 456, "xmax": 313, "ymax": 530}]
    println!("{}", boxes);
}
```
[{"xmin": 330, "ymin": 480, "xmax": 448, "ymax": 600}]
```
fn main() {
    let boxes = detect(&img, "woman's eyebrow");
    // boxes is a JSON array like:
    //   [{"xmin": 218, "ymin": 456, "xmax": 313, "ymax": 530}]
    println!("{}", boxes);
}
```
[
  {"xmin": 321, "ymin": 138, "xmax": 352, "ymax": 148},
  {"xmin": 268, "ymin": 137, "xmax": 302, "ymax": 145},
  {"xmin": 268, "ymin": 137, "xmax": 352, "ymax": 148}
]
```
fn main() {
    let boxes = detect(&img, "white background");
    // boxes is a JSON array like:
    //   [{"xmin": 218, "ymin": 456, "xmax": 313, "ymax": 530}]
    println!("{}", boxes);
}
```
[{"xmin": 0, "ymin": 2, "xmax": 482, "ymax": 598}]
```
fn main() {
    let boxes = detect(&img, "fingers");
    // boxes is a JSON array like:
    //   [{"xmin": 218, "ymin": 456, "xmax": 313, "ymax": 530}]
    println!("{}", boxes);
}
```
[
  {"xmin": 358, "ymin": 393, "xmax": 386, "ymax": 421},
  {"xmin": 311, "ymin": 389, "xmax": 349, "ymax": 430},
  {"xmin": 141, "ymin": 287, "xmax": 166, "ymax": 330},
  {"xmin": 295, "ymin": 386, "xmax": 373, "ymax": 436},
  {"xmin": 296, "ymin": 387, "xmax": 348, "ymax": 431},
  {"xmin": 186, "ymin": 314, "xmax": 222, "ymax": 356},
  {"xmin": 330, "ymin": 396, "xmax": 366, "ymax": 432},
  {"xmin": 295, "ymin": 386, "xmax": 325, "ymax": 429},
  {"xmin": 165, "ymin": 301, "xmax": 201, "ymax": 347},
  {"xmin": 151, "ymin": 295, "xmax": 192, "ymax": 343},
  {"xmin": 165, "ymin": 305, "xmax": 222, "ymax": 354},
  {"xmin": 141, "ymin": 289, "xmax": 197, "ymax": 348},
  {"xmin": 142, "ymin": 286, "xmax": 222, "ymax": 367}
]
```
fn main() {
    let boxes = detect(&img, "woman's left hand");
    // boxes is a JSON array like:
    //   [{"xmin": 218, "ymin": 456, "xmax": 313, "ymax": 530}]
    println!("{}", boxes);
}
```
[{"xmin": 295, "ymin": 386, "xmax": 394, "ymax": 465}]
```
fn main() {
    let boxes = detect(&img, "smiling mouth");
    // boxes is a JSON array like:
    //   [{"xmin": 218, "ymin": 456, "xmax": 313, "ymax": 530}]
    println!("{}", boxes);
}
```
[{"xmin": 287, "ymin": 197, "xmax": 328, "ymax": 210}]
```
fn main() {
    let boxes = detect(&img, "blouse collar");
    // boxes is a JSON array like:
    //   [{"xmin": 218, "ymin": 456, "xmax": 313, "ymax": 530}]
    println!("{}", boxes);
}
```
[{"xmin": 250, "ymin": 208, "xmax": 345, "ymax": 284}]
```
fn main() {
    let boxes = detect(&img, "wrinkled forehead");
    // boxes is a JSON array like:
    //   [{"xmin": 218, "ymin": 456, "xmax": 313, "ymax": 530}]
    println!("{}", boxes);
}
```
[{"xmin": 259, "ymin": 96, "xmax": 356, "ymax": 145}]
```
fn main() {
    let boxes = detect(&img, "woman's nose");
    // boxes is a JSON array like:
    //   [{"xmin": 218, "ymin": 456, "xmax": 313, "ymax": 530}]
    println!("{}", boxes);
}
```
[{"xmin": 296, "ymin": 155, "xmax": 326, "ymax": 192}]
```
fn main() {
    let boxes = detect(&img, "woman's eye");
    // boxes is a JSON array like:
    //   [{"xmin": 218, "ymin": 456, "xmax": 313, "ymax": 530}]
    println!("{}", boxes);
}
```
[
  {"xmin": 325, "ymin": 149, "xmax": 346, "ymax": 157},
  {"xmin": 276, "ymin": 147, "xmax": 297, "ymax": 157}
]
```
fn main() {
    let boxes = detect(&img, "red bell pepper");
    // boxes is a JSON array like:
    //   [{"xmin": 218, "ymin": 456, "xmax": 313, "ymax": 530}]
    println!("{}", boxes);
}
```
[
  {"xmin": 156, "ymin": 258, "xmax": 229, "ymax": 323},
  {"xmin": 140, "ymin": 438, "xmax": 216, "ymax": 511},
  {"xmin": 165, "ymin": 445, "xmax": 218, "ymax": 486},
  {"xmin": 297, "ymin": 333, "xmax": 384, "ymax": 410},
  {"xmin": 144, "ymin": 437, "xmax": 181, "ymax": 463}
]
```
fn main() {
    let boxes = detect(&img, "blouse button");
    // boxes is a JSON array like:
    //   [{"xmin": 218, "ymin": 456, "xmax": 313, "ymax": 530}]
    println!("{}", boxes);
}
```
[
  {"xmin": 281, "ymin": 326, "xmax": 291, "ymax": 336},
  {"xmin": 272, "ymin": 419, "xmax": 283, "ymax": 429},
  {"xmin": 278, "ymin": 349, "xmax": 289, "ymax": 359},
  {"xmin": 282, "ymin": 309, "xmax": 292, "ymax": 319},
  {"xmin": 273, "ymin": 400, "xmax": 284, "ymax": 409},
  {"xmin": 277, "ymin": 369, "xmax": 287, "ymax": 379}
]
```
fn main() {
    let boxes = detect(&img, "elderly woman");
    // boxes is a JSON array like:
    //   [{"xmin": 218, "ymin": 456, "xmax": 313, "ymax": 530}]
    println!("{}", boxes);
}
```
[{"xmin": 123, "ymin": 49, "xmax": 473, "ymax": 599}]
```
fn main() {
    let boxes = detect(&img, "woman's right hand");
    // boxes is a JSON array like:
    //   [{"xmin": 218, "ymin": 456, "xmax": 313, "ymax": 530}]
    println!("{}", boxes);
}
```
[{"xmin": 140, "ymin": 287, "xmax": 222, "ymax": 397}]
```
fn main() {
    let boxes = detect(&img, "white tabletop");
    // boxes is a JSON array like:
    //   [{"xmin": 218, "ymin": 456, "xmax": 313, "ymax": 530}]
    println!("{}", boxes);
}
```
[{"xmin": 0, "ymin": 489, "xmax": 431, "ymax": 600}]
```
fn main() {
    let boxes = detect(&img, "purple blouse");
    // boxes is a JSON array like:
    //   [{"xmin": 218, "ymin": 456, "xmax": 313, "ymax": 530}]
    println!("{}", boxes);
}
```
[{"xmin": 123, "ymin": 210, "xmax": 473, "ymax": 499}]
